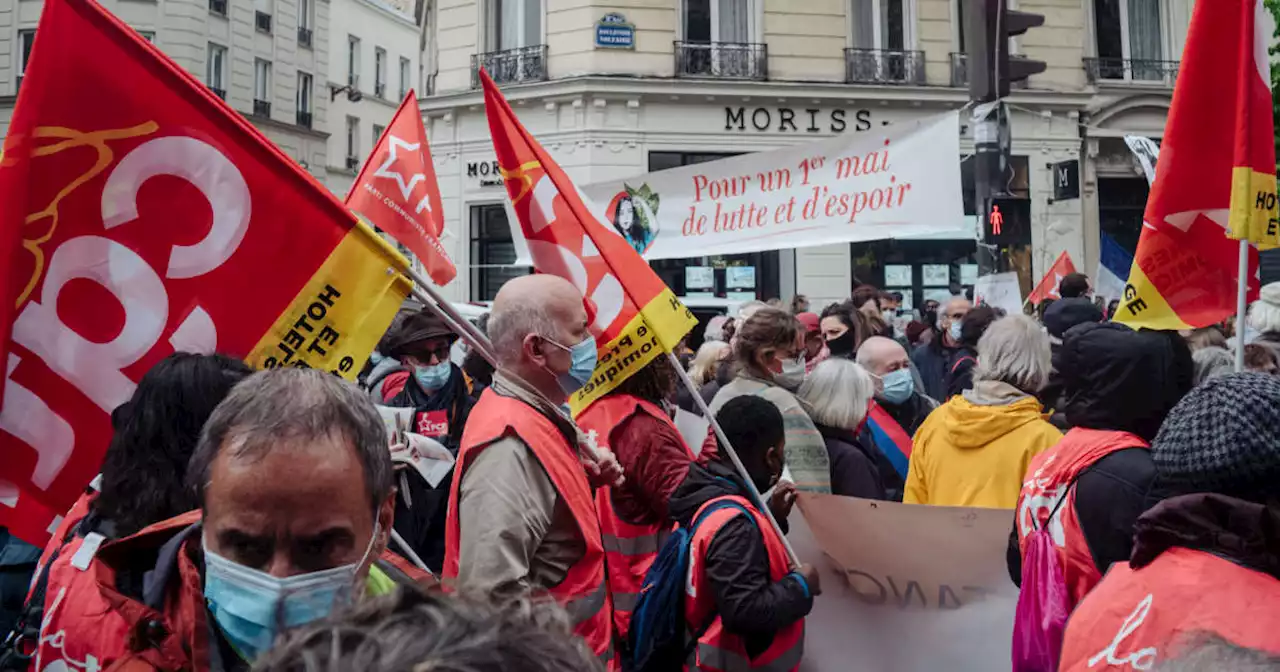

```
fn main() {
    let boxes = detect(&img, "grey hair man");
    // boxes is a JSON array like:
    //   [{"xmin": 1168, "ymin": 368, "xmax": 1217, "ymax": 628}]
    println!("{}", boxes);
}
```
[
  {"xmin": 49, "ymin": 368, "xmax": 426, "ymax": 669},
  {"xmin": 443, "ymin": 274, "xmax": 619, "ymax": 665},
  {"xmin": 910, "ymin": 296, "xmax": 972, "ymax": 401},
  {"xmin": 856, "ymin": 336, "xmax": 937, "ymax": 437},
  {"xmin": 253, "ymin": 586, "xmax": 603, "ymax": 672}
]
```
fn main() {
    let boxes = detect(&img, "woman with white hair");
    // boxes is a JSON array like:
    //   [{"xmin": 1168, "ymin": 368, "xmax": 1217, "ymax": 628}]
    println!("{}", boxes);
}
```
[
  {"xmin": 797, "ymin": 359, "xmax": 892, "ymax": 500},
  {"xmin": 905, "ymin": 315, "xmax": 1063, "ymax": 508},
  {"xmin": 1248, "ymin": 281, "xmax": 1280, "ymax": 360}
]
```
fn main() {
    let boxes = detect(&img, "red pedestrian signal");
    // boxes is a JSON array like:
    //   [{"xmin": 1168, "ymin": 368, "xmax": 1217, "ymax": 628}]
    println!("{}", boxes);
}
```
[{"xmin": 990, "ymin": 204, "xmax": 1004, "ymax": 235}]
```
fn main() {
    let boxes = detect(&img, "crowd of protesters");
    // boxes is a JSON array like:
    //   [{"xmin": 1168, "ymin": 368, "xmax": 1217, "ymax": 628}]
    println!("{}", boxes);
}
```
[{"xmin": 1, "ymin": 269, "xmax": 1279, "ymax": 671}]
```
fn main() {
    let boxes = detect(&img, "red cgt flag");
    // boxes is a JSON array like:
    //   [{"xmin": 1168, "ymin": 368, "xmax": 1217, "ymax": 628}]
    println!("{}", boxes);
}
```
[
  {"xmin": 1027, "ymin": 251, "xmax": 1077, "ymax": 306},
  {"xmin": 480, "ymin": 70, "xmax": 697, "ymax": 414},
  {"xmin": 1115, "ymin": 0, "xmax": 1278, "ymax": 329},
  {"xmin": 0, "ymin": 0, "xmax": 411, "ymax": 545},
  {"xmin": 347, "ymin": 93, "xmax": 457, "ymax": 286}
]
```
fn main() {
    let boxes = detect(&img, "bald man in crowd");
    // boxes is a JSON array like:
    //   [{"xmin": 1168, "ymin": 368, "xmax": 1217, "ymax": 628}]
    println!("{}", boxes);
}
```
[
  {"xmin": 441, "ymin": 274, "xmax": 620, "ymax": 667},
  {"xmin": 858, "ymin": 336, "xmax": 938, "ymax": 437}
]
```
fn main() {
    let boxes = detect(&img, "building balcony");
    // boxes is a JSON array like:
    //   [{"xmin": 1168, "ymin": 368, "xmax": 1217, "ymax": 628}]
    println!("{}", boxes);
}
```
[
  {"xmin": 375, "ymin": 82, "xmax": 386, "ymax": 98},
  {"xmin": 296, "ymin": 111, "xmax": 312, "ymax": 128},
  {"xmin": 845, "ymin": 48, "xmax": 925, "ymax": 85},
  {"xmin": 471, "ymin": 45, "xmax": 548, "ymax": 89},
  {"xmin": 346, "ymin": 156, "xmax": 360, "ymax": 171},
  {"xmin": 298, "ymin": 26, "xmax": 313, "ymax": 48},
  {"xmin": 675, "ymin": 41, "xmax": 768, "ymax": 81},
  {"xmin": 255, "ymin": 11, "xmax": 272, "ymax": 33},
  {"xmin": 1084, "ymin": 57, "xmax": 1179, "ymax": 85},
  {"xmin": 210, "ymin": 86, "xmax": 226, "ymax": 100},
  {"xmin": 253, "ymin": 99, "xmax": 271, "ymax": 117}
]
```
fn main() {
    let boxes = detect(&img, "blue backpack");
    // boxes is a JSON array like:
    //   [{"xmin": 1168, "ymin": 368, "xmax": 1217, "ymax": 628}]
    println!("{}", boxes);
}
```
[{"xmin": 625, "ymin": 498, "xmax": 757, "ymax": 672}]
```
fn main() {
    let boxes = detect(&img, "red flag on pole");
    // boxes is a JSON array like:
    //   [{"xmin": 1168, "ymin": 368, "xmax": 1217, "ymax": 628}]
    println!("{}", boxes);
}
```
[
  {"xmin": 346, "ymin": 92, "xmax": 457, "ymax": 286},
  {"xmin": 1115, "ymin": 0, "xmax": 1278, "ymax": 329},
  {"xmin": 1027, "ymin": 251, "xmax": 1077, "ymax": 306},
  {"xmin": 480, "ymin": 70, "xmax": 698, "ymax": 414},
  {"xmin": 0, "ymin": 0, "xmax": 411, "ymax": 545}
]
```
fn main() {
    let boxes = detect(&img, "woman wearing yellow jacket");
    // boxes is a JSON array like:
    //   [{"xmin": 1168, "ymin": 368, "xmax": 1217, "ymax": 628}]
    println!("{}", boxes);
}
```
[{"xmin": 905, "ymin": 315, "xmax": 1063, "ymax": 509}]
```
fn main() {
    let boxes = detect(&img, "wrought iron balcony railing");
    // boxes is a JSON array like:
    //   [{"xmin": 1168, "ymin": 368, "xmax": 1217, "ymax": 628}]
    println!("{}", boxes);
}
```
[
  {"xmin": 1084, "ymin": 57, "xmax": 1179, "ymax": 85},
  {"xmin": 471, "ymin": 45, "xmax": 549, "ymax": 88},
  {"xmin": 675, "ymin": 41, "xmax": 768, "ymax": 81},
  {"xmin": 845, "ymin": 48, "xmax": 925, "ymax": 85}
]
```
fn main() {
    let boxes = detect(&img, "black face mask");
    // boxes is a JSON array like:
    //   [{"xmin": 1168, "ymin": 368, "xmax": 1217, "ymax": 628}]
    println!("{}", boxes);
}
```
[{"xmin": 826, "ymin": 331, "xmax": 856, "ymax": 358}]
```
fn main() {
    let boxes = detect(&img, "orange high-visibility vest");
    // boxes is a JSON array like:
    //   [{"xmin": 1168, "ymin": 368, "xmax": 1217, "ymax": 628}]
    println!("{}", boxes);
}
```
[
  {"xmin": 1015, "ymin": 428, "xmax": 1147, "ymax": 607},
  {"xmin": 685, "ymin": 495, "xmax": 805, "ymax": 672},
  {"xmin": 1059, "ymin": 547, "xmax": 1280, "ymax": 671},
  {"xmin": 443, "ymin": 389, "xmax": 614, "ymax": 667},
  {"xmin": 577, "ymin": 394, "xmax": 694, "ymax": 640}
]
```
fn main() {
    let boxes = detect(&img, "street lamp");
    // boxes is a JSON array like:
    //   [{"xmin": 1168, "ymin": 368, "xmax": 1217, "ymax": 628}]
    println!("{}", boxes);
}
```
[{"xmin": 330, "ymin": 84, "xmax": 363, "ymax": 102}]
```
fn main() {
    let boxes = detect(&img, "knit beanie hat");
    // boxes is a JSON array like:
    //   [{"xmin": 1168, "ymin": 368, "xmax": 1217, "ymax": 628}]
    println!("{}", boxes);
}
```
[{"xmin": 1151, "ymin": 372, "xmax": 1280, "ymax": 501}]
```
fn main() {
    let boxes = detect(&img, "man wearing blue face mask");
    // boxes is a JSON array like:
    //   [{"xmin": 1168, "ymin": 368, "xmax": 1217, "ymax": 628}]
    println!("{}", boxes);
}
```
[
  {"xmin": 443, "ymin": 274, "xmax": 622, "ymax": 668},
  {"xmin": 858, "ymin": 336, "xmax": 939, "ymax": 439},
  {"xmin": 49, "ymin": 369, "xmax": 429, "ymax": 671},
  {"xmin": 909, "ymin": 296, "xmax": 971, "ymax": 401},
  {"xmin": 375, "ymin": 310, "xmax": 476, "ymax": 572}
]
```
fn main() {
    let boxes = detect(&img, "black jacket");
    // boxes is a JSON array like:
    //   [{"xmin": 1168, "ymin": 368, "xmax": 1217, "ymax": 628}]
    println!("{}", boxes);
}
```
[
  {"xmin": 910, "ymin": 339, "xmax": 965, "ymax": 402},
  {"xmin": 669, "ymin": 462, "xmax": 812, "ymax": 658},
  {"xmin": 1007, "ymin": 323, "xmax": 1192, "ymax": 585},
  {"xmin": 383, "ymin": 365, "xmax": 476, "ymax": 573},
  {"xmin": 879, "ymin": 391, "xmax": 935, "ymax": 438},
  {"xmin": 943, "ymin": 347, "xmax": 978, "ymax": 399},
  {"xmin": 814, "ymin": 424, "xmax": 888, "ymax": 500}
]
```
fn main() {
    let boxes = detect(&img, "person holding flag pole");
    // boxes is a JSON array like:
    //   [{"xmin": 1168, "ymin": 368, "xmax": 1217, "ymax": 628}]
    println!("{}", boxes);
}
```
[{"xmin": 467, "ymin": 68, "xmax": 801, "ymax": 569}]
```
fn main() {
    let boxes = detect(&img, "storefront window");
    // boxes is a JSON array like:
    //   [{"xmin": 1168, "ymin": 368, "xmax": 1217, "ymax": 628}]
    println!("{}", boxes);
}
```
[
  {"xmin": 470, "ymin": 203, "xmax": 530, "ymax": 301},
  {"xmin": 646, "ymin": 151, "xmax": 781, "ymax": 304}
]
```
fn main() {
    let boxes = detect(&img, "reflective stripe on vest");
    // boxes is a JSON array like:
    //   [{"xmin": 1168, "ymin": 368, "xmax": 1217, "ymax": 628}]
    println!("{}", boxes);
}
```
[
  {"xmin": 566, "ymin": 580, "xmax": 608, "ymax": 626},
  {"xmin": 444, "ymin": 389, "xmax": 614, "ymax": 661},
  {"xmin": 695, "ymin": 641, "xmax": 806, "ymax": 672},
  {"xmin": 685, "ymin": 495, "xmax": 804, "ymax": 672},
  {"xmin": 601, "ymin": 531, "xmax": 662, "ymax": 556},
  {"xmin": 578, "ymin": 394, "xmax": 695, "ymax": 642}
]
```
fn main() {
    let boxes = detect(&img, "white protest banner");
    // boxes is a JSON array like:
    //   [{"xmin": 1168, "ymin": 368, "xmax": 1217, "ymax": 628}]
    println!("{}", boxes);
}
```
[
  {"xmin": 509, "ymin": 112, "xmax": 963, "ymax": 263},
  {"xmin": 792, "ymin": 493, "xmax": 1018, "ymax": 672},
  {"xmin": 973, "ymin": 272, "xmax": 1024, "ymax": 316}
]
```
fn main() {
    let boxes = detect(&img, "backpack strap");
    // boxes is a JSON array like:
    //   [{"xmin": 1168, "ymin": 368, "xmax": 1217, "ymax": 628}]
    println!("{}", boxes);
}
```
[
  {"xmin": 950, "ymin": 355, "xmax": 976, "ymax": 375},
  {"xmin": 1031, "ymin": 470, "xmax": 1087, "ymax": 533}
]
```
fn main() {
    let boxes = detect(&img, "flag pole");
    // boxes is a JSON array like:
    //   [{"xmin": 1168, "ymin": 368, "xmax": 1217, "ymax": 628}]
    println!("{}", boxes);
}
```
[
  {"xmin": 665, "ymin": 352, "xmax": 802, "ymax": 569},
  {"xmin": 1235, "ymin": 239, "xmax": 1249, "ymax": 373}
]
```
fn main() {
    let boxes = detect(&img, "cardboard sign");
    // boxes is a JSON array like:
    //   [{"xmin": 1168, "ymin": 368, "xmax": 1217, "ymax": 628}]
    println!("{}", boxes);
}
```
[{"xmin": 792, "ymin": 493, "xmax": 1019, "ymax": 672}]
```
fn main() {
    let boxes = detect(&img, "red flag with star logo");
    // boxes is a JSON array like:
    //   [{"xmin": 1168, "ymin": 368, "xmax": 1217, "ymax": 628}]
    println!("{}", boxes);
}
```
[
  {"xmin": 347, "ymin": 92, "xmax": 456, "ymax": 286},
  {"xmin": 1028, "ymin": 251, "xmax": 1077, "ymax": 306},
  {"xmin": 480, "ymin": 70, "xmax": 698, "ymax": 413},
  {"xmin": 1115, "ymin": 0, "xmax": 1277, "ymax": 329}
]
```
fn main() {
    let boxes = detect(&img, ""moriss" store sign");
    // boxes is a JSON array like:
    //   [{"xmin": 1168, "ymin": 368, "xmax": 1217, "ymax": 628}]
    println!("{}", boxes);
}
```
[{"xmin": 725, "ymin": 106, "xmax": 875, "ymax": 133}]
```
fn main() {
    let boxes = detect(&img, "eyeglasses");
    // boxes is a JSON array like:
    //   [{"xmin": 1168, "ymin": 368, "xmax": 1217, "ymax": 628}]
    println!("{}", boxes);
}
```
[{"xmin": 411, "ymin": 343, "xmax": 453, "ymax": 363}]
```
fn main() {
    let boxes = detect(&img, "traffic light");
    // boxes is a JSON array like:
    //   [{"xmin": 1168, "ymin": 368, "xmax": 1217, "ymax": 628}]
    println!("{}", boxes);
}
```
[
  {"xmin": 984, "ymin": 197, "xmax": 1031, "ymax": 246},
  {"xmin": 966, "ymin": 0, "xmax": 1047, "ymax": 102}
]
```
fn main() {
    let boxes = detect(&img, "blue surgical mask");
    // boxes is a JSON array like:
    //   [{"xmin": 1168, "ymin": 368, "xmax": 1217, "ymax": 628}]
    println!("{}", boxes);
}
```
[
  {"xmin": 203, "ymin": 523, "xmax": 379, "ymax": 661},
  {"xmin": 879, "ymin": 369, "xmax": 914, "ymax": 404},
  {"xmin": 948, "ymin": 320, "xmax": 963, "ymax": 343},
  {"xmin": 546, "ymin": 335, "xmax": 598, "ymax": 395},
  {"xmin": 414, "ymin": 361, "xmax": 451, "ymax": 392}
]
